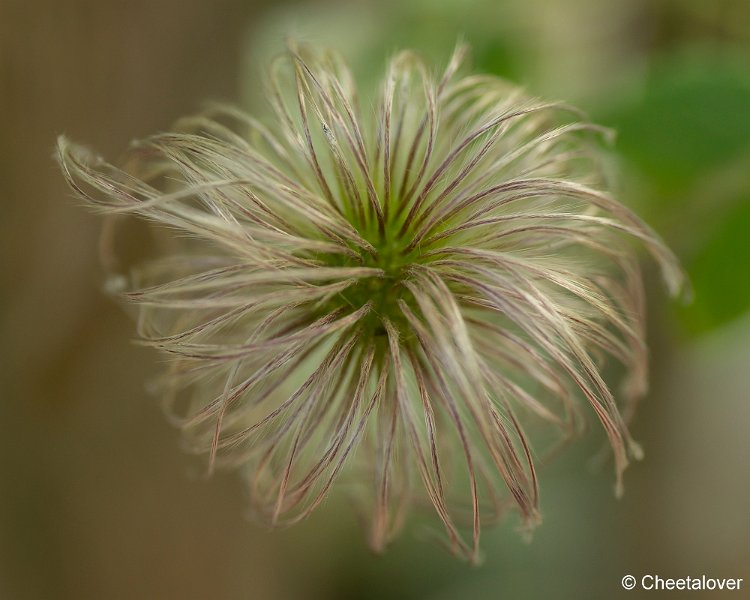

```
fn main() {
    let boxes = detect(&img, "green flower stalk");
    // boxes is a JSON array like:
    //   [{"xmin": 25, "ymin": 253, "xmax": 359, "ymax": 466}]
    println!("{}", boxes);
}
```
[{"xmin": 58, "ymin": 42, "xmax": 685, "ymax": 561}]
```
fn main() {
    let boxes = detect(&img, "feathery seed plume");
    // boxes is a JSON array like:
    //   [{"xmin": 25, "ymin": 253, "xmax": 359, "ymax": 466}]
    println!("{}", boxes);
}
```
[{"xmin": 58, "ymin": 42, "xmax": 686, "ymax": 561}]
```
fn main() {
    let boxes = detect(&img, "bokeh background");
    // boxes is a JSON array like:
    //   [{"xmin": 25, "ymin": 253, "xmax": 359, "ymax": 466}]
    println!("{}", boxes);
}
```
[{"xmin": 2, "ymin": 0, "xmax": 749, "ymax": 598}]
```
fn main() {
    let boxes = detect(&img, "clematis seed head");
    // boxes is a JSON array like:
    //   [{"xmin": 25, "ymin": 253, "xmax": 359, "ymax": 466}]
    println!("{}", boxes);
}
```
[{"xmin": 58, "ymin": 42, "xmax": 686, "ymax": 562}]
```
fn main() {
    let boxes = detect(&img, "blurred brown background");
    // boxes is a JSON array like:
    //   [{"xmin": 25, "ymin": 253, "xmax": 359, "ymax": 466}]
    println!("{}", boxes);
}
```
[{"xmin": 2, "ymin": 1, "xmax": 749, "ymax": 599}]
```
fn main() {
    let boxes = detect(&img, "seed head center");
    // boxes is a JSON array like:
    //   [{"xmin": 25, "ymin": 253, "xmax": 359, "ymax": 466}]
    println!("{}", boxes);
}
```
[{"xmin": 337, "ymin": 228, "xmax": 418, "ymax": 339}]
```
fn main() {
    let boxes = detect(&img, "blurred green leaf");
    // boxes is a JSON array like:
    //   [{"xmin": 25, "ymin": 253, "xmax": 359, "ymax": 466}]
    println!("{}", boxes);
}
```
[
  {"xmin": 608, "ymin": 65, "xmax": 750, "ymax": 197},
  {"xmin": 680, "ymin": 195, "xmax": 750, "ymax": 334},
  {"xmin": 473, "ymin": 38, "xmax": 523, "ymax": 82}
]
